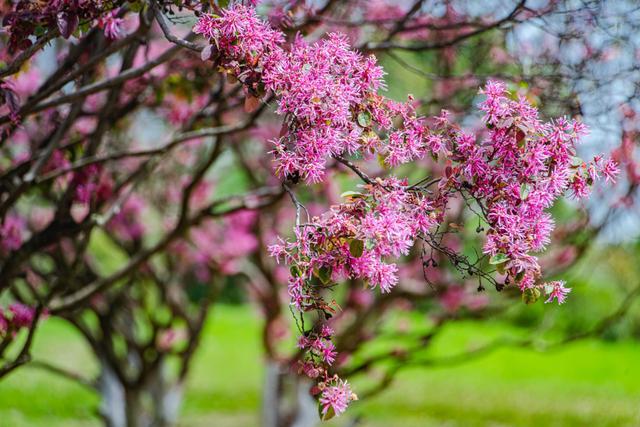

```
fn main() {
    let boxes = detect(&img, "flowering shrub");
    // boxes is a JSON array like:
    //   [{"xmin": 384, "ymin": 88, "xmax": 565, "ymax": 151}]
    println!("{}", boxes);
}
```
[
  {"xmin": 0, "ymin": 0, "xmax": 633, "ymax": 423},
  {"xmin": 194, "ymin": 4, "xmax": 619, "ymax": 416}
]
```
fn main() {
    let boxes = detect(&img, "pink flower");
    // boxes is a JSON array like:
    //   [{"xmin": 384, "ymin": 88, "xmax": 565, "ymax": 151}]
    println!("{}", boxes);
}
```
[
  {"xmin": 9, "ymin": 303, "xmax": 35, "ymax": 328},
  {"xmin": 1, "ymin": 214, "xmax": 24, "ymax": 252},
  {"xmin": 602, "ymin": 158, "xmax": 620, "ymax": 183},
  {"xmin": 544, "ymin": 281, "xmax": 571, "ymax": 305},
  {"xmin": 320, "ymin": 380, "xmax": 354, "ymax": 416},
  {"xmin": 108, "ymin": 195, "xmax": 146, "ymax": 241},
  {"xmin": 98, "ymin": 11, "xmax": 124, "ymax": 40},
  {"xmin": 317, "ymin": 340, "xmax": 336, "ymax": 365},
  {"xmin": 320, "ymin": 324, "xmax": 334, "ymax": 337}
]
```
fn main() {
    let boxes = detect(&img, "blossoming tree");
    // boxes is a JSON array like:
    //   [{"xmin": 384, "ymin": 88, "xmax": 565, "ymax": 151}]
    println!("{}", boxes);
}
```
[{"xmin": 0, "ymin": 0, "xmax": 637, "ymax": 426}]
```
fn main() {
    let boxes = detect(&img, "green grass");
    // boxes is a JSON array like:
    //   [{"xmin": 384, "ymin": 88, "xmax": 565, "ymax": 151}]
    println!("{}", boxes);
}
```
[{"xmin": 1, "ymin": 305, "xmax": 640, "ymax": 427}]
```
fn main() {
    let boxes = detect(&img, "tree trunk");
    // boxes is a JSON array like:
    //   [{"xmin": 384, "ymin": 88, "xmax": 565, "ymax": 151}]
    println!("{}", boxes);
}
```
[
  {"xmin": 261, "ymin": 360, "xmax": 318, "ymax": 427},
  {"xmin": 97, "ymin": 357, "xmax": 184, "ymax": 427}
]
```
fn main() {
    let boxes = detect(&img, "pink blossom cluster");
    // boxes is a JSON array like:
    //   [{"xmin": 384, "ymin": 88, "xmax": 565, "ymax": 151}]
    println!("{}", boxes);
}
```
[
  {"xmin": 0, "ymin": 303, "xmax": 36, "ymax": 335},
  {"xmin": 263, "ymin": 33, "xmax": 386, "ymax": 182},
  {"xmin": 318, "ymin": 378, "xmax": 355, "ymax": 418},
  {"xmin": 270, "ymin": 178, "xmax": 439, "ymax": 308},
  {"xmin": 193, "ymin": 5, "xmax": 472, "ymax": 183},
  {"xmin": 194, "ymin": 4, "xmax": 284, "ymax": 71},
  {"xmin": 439, "ymin": 81, "xmax": 618, "ymax": 295},
  {"xmin": 195, "ymin": 5, "xmax": 390, "ymax": 183},
  {"xmin": 170, "ymin": 210, "xmax": 259, "ymax": 281},
  {"xmin": 107, "ymin": 195, "xmax": 146, "ymax": 242},
  {"xmin": 0, "ymin": 214, "xmax": 24, "ymax": 253},
  {"xmin": 71, "ymin": 164, "xmax": 114, "ymax": 205},
  {"xmin": 196, "ymin": 5, "xmax": 619, "ymax": 416},
  {"xmin": 377, "ymin": 97, "xmax": 442, "ymax": 167},
  {"xmin": 297, "ymin": 324, "xmax": 337, "ymax": 368}
]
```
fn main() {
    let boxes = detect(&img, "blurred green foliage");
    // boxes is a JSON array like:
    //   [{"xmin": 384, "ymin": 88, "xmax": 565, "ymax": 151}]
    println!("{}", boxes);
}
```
[{"xmin": 1, "ymin": 306, "xmax": 640, "ymax": 426}]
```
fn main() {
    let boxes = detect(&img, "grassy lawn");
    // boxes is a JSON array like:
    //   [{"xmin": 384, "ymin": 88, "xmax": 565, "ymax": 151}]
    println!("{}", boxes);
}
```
[{"xmin": 1, "ymin": 305, "xmax": 639, "ymax": 427}]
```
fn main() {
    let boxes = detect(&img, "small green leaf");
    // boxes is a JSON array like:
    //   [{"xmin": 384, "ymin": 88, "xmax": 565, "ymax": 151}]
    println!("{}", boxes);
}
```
[
  {"xmin": 317, "ymin": 266, "xmax": 332, "ymax": 285},
  {"xmin": 357, "ymin": 111, "xmax": 372, "ymax": 128},
  {"xmin": 377, "ymin": 153, "xmax": 388, "ymax": 169},
  {"xmin": 571, "ymin": 156, "xmax": 584, "ymax": 167},
  {"xmin": 365, "ymin": 239, "xmax": 376, "ymax": 251},
  {"xmin": 522, "ymin": 287, "xmax": 541, "ymax": 305},
  {"xmin": 349, "ymin": 239, "xmax": 365, "ymax": 258},
  {"xmin": 489, "ymin": 253, "xmax": 509, "ymax": 265},
  {"xmin": 340, "ymin": 191, "xmax": 363, "ymax": 199},
  {"xmin": 496, "ymin": 263, "xmax": 507, "ymax": 275},
  {"xmin": 290, "ymin": 265, "xmax": 302, "ymax": 277},
  {"xmin": 319, "ymin": 404, "xmax": 336, "ymax": 421},
  {"xmin": 520, "ymin": 183, "xmax": 530, "ymax": 200}
]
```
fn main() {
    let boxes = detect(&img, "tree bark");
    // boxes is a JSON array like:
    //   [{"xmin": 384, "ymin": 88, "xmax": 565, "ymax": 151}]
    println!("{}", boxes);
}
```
[
  {"xmin": 97, "ymin": 357, "xmax": 184, "ymax": 427},
  {"xmin": 261, "ymin": 360, "xmax": 318, "ymax": 427}
]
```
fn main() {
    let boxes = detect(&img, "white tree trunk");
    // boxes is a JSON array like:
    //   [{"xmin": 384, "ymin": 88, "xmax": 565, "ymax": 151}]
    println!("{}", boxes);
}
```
[
  {"xmin": 261, "ymin": 360, "xmax": 319, "ymax": 427},
  {"xmin": 97, "ymin": 358, "xmax": 184, "ymax": 427}
]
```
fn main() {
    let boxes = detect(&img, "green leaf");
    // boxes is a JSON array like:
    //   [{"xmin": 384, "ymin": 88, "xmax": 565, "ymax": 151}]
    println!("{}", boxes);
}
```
[
  {"xmin": 497, "ymin": 263, "xmax": 506, "ymax": 275},
  {"xmin": 319, "ymin": 404, "xmax": 336, "ymax": 421},
  {"xmin": 317, "ymin": 266, "xmax": 332, "ymax": 285},
  {"xmin": 377, "ymin": 153, "xmax": 388, "ymax": 169},
  {"xmin": 340, "ymin": 191, "xmax": 363, "ymax": 199},
  {"xmin": 290, "ymin": 265, "xmax": 302, "ymax": 277},
  {"xmin": 522, "ymin": 287, "xmax": 541, "ymax": 305},
  {"xmin": 520, "ymin": 183, "xmax": 530, "ymax": 200},
  {"xmin": 365, "ymin": 238, "xmax": 376, "ymax": 251},
  {"xmin": 489, "ymin": 253, "xmax": 509, "ymax": 265},
  {"xmin": 349, "ymin": 239, "xmax": 364, "ymax": 258},
  {"xmin": 357, "ymin": 111, "xmax": 372, "ymax": 128},
  {"xmin": 571, "ymin": 156, "xmax": 584, "ymax": 167}
]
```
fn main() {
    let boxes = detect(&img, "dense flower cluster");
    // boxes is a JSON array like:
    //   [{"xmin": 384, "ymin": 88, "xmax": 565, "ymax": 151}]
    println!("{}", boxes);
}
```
[
  {"xmin": 443, "ymin": 81, "xmax": 618, "ymax": 295},
  {"xmin": 195, "ymin": 5, "xmax": 419, "ymax": 183},
  {"xmin": 264, "ymin": 33, "xmax": 386, "ymax": 182},
  {"xmin": 194, "ymin": 4, "xmax": 284, "ymax": 76},
  {"xmin": 195, "ymin": 5, "xmax": 619, "ymax": 417},
  {"xmin": 270, "ymin": 178, "xmax": 439, "ymax": 308},
  {"xmin": 194, "ymin": 6, "xmax": 481, "ymax": 184}
]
